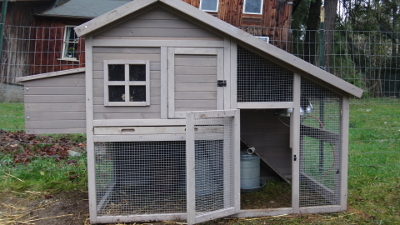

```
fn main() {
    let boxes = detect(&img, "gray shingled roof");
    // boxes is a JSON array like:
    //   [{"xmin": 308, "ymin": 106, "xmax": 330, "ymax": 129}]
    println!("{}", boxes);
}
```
[{"xmin": 38, "ymin": 0, "xmax": 132, "ymax": 19}]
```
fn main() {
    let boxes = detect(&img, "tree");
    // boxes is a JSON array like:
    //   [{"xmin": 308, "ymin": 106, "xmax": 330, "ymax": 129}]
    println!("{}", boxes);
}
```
[
  {"xmin": 324, "ymin": 0, "xmax": 339, "ymax": 72},
  {"xmin": 304, "ymin": 0, "xmax": 322, "ymax": 64}
]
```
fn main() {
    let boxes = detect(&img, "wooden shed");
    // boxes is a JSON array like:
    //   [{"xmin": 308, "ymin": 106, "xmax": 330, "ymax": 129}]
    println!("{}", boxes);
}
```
[{"xmin": 17, "ymin": 0, "xmax": 363, "ymax": 224}]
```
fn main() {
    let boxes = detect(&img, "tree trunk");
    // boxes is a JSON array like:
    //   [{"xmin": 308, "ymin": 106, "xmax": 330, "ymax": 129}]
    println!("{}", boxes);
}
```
[
  {"xmin": 304, "ymin": 0, "xmax": 322, "ymax": 64},
  {"xmin": 324, "ymin": 0, "xmax": 338, "ymax": 73}
]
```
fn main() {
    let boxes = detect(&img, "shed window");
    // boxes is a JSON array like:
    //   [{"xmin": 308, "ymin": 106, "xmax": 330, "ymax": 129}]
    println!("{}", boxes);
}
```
[
  {"xmin": 104, "ymin": 60, "xmax": 150, "ymax": 106},
  {"xmin": 200, "ymin": 0, "xmax": 219, "ymax": 12},
  {"xmin": 61, "ymin": 26, "xmax": 78, "ymax": 60},
  {"xmin": 243, "ymin": 0, "xmax": 263, "ymax": 14}
]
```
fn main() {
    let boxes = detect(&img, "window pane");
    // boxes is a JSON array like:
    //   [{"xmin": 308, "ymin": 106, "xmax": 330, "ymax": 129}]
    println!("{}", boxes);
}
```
[
  {"xmin": 244, "ymin": 0, "xmax": 262, "ymax": 14},
  {"xmin": 129, "ymin": 64, "xmax": 146, "ymax": 81},
  {"xmin": 109, "ymin": 86, "xmax": 125, "ymax": 102},
  {"xmin": 200, "ymin": 0, "xmax": 218, "ymax": 11},
  {"xmin": 67, "ymin": 27, "xmax": 77, "ymax": 42},
  {"xmin": 64, "ymin": 42, "xmax": 78, "ymax": 58},
  {"xmin": 108, "ymin": 65, "xmax": 125, "ymax": 81},
  {"xmin": 129, "ymin": 86, "xmax": 146, "ymax": 102}
]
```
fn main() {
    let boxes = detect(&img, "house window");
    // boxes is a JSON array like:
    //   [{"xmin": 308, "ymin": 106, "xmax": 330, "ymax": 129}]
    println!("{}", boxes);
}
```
[
  {"xmin": 243, "ymin": 0, "xmax": 263, "ymax": 14},
  {"xmin": 62, "ymin": 26, "xmax": 78, "ymax": 60},
  {"xmin": 104, "ymin": 60, "xmax": 150, "ymax": 106},
  {"xmin": 200, "ymin": 0, "xmax": 219, "ymax": 12}
]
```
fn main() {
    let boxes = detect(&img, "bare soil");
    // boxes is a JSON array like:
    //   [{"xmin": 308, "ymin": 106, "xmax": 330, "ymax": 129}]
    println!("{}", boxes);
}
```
[{"xmin": 0, "ymin": 191, "xmax": 89, "ymax": 225}]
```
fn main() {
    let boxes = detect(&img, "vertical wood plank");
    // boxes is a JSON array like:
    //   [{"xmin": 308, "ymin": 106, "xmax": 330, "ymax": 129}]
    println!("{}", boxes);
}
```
[
  {"xmin": 340, "ymin": 96, "xmax": 350, "ymax": 210},
  {"xmin": 103, "ymin": 60, "xmax": 108, "ymax": 106},
  {"xmin": 146, "ymin": 60, "xmax": 151, "ymax": 105},
  {"xmin": 291, "ymin": 73, "xmax": 301, "ymax": 213},
  {"xmin": 233, "ymin": 109, "xmax": 241, "ymax": 211},
  {"xmin": 186, "ymin": 112, "xmax": 196, "ymax": 225},
  {"xmin": 217, "ymin": 48, "xmax": 224, "ymax": 110},
  {"xmin": 161, "ymin": 47, "xmax": 168, "ymax": 118},
  {"xmin": 230, "ymin": 43, "xmax": 237, "ymax": 109},
  {"xmin": 223, "ymin": 36, "xmax": 231, "ymax": 109},
  {"xmin": 167, "ymin": 47, "xmax": 175, "ymax": 118},
  {"xmin": 85, "ymin": 36, "xmax": 97, "ymax": 223}
]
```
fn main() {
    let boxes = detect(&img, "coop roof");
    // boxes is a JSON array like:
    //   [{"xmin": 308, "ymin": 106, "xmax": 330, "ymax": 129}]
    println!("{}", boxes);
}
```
[
  {"xmin": 37, "ymin": 0, "xmax": 132, "ymax": 19},
  {"xmin": 75, "ymin": 0, "xmax": 363, "ymax": 98}
]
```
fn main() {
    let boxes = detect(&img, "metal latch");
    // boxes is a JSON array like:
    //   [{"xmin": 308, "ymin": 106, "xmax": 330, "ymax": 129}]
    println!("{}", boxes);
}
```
[{"xmin": 217, "ymin": 80, "xmax": 227, "ymax": 87}]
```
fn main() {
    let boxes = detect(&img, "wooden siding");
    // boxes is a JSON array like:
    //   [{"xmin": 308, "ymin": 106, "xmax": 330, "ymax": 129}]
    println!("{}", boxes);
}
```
[
  {"xmin": 94, "ymin": 7, "xmax": 222, "ymax": 40},
  {"xmin": 23, "ymin": 73, "xmax": 86, "ymax": 134},
  {"xmin": 0, "ymin": 1, "xmax": 53, "ymax": 83},
  {"xmin": 182, "ymin": 0, "xmax": 292, "ymax": 51},
  {"xmin": 92, "ymin": 47, "xmax": 162, "ymax": 120},
  {"xmin": 240, "ymin": 109, "xmax": 292, "ymax": 177},
  {"xmin": 174, "ymin": 54, "xmax": 217, "ymax": 112},
  {"xmin": 31, "ymin": 18, "xmax": 87, "ymax": 75}
]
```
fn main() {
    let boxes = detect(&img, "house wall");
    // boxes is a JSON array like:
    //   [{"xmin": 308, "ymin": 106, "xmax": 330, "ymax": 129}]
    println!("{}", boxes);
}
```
[
  {"xmin": 0, "ymin": 1, "xmax": 54, "ymax": 83},
  {"xmin": 30, "ymin": 18, "xmax": 87, "ymax": 75},
  {"xmin": 23, "ymin": 72, "xmax": 86, "ymax": 134},
  {"xmin": 182, "ymin": 0, "xmax": 292, "ymax": 51}
]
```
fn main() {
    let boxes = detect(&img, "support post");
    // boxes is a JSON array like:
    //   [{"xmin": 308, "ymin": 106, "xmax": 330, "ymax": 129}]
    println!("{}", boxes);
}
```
[{"xmin": 0, "ymin": 0, "xmax": 8, "ymax": 60}]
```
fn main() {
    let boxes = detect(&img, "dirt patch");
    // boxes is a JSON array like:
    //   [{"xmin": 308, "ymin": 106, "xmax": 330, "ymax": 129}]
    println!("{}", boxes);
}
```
[{"xmin": 0, "ymin": 191, "xmax": 89, "ymax": 225}]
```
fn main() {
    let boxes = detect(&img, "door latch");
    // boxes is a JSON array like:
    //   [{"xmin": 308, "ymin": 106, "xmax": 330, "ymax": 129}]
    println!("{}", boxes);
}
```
[{"xmin": 217, "ymin": 80, "xmax": 227, "ymax": 87}]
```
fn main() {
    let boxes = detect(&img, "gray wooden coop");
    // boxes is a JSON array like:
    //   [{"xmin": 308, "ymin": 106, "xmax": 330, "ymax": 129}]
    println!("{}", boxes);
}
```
[{"xmin": 17, "ymin": 0, "xmax": 363, "ymax": 224}]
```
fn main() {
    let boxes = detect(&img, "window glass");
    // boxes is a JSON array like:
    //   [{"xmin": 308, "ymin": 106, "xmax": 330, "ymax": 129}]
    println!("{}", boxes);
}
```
[
  {"xmin": 129, "ymin": 86, "xmax": 146, "ymax": 102},
  {"xmin": 63, "ymin": 26, "xmax": 78, "ymax": 59},
  {"xmin": 129, "ymin": 64, "xmax": 146, "ymax": 81},
  {"xmin": 109, "ymin": 86, "xmax": 125, "ymax": 102},
  {"xmin": 108, "ymin": 65, "xmax": 125, "ymax": 81},
  {"xmin": 200, "ymin": 0, "xmax": 218, "ymax": 12},
  {"xmin": 243, "ymin": 0, "xmax": 263, "ymax": 14}
]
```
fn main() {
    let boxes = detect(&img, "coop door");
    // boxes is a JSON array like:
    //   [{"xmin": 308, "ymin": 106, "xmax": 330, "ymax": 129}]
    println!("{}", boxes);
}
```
[
  {"xmin": 168, "ymin": 48, "xmax": 224, "ymax": 118},
  {"xmin": 186, "ymin": 110, "xmax": 240, "ymax": 225}
]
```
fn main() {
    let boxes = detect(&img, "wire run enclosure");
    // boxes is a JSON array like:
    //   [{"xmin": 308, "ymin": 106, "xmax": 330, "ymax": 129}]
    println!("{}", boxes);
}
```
[{"xmin": 91, "ymin": 110, "xmax": 240, "ymax": 224}]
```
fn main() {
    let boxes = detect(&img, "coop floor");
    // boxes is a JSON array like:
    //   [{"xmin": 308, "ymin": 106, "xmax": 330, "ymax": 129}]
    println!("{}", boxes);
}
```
[{"xmin": 241, "ymin": 180, "xmax": 291, "ymax": 209}]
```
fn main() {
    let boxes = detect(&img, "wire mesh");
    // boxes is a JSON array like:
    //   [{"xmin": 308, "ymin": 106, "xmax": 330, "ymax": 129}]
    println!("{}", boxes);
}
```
[
  {"xmin": 299, "ymin": 78, "xmax": 342, "ymax": 207},
  {"xmin": 193, "ymin": 116, "xmax": 235, "ymax": 215},
  {"xmin": 0, "ymin": 24, "xmax": 85, "ymax": 84},
  {"xmin": 237, "ymin": 45, "xmax": 293, "ymax": 102},
  {"xmin": 94, "ymin": 141, "xmax": 186, "ymax": 216}
]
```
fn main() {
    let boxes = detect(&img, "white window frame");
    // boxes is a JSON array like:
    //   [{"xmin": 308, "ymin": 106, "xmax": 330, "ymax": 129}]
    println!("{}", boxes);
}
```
[
  {"xmin": 199, "ymin": 0, "xmax": 219, "ymax": 12},
  {"xmin": 243, "ymin": 0, "xmax": 264, "ymax": 15},
  {"xmin": 60, "ymin": 25, "xmax": 79, "ymax": 61},
  {"xmin": 104, "ymin": 60, "xmax": 150, "ymax": 107}
]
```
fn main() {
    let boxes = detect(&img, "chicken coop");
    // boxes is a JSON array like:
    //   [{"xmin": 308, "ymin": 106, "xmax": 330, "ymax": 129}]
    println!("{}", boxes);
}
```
[{"xmin": 17, "ymin": 0, "xmax": 363, "ymax": 224}]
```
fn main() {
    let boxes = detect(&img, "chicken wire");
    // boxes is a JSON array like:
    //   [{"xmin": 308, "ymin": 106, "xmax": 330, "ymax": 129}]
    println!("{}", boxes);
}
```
[
  {"xmin": 237, "ymin": 45, "xmax": 293, "ymax": 102},
  {"xmin": 299, "ymin": 78, "xmax": 342, "ymax": 207},
  {"xmin": 94, "ymin": 141, "xmax": 186, "ymax": 216},
  {"xmin": 193, "ymin": 116, "xmax": 235, "ymax": 216}
]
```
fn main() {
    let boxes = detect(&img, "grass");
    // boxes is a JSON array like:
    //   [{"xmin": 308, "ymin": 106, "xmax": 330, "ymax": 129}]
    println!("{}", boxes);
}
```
[
  {"xmin": 0, "ymin": 99, "xmax": 399, "ymax": 224},
  {"xmin": 0, "ymin": 155, "xmax": 87, "ymax": 193},
  {"xmin": 0, "ymin": 102, "xmax": 24, "ymax": 131}
]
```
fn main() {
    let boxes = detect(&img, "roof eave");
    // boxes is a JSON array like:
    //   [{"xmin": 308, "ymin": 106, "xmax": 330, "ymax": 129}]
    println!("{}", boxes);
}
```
[{"xmin": 35, "ymin": 13, "xmax": 95, "ymax": 20}]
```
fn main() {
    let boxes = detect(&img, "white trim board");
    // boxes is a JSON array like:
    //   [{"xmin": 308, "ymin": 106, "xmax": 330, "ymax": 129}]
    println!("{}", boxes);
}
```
[{"xmin": 16, "ymin": 68, "xmax": 86, "ymax": 83}]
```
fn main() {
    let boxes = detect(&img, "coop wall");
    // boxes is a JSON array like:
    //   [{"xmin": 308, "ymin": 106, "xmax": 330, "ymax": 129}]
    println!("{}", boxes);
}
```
[
  {"xmin": 21, "ymin": 71, "xmax": 86, "ymax": 134},
  {"xmin": 240, "ymin": 109, "xmax": 292, "ymax": 178},
  {"xmin": 90, "ymin": 6, "xmax": 224, "ymax": 121}
]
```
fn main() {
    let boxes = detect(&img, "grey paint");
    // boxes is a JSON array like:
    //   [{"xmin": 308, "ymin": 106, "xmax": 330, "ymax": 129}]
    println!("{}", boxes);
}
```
[
  {"xmin": 23, "ymin": 73, "xmax": 86, "ymax": 134},
  {"xmin": 38, "ymin": 0, "xmax": 131, "ymax": 19}
]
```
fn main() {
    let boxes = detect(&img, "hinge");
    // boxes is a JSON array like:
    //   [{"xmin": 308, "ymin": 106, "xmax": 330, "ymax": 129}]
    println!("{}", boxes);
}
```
[{"xmin": 217, "ymin": 80, "xmax": 227, "ymax": 87}]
